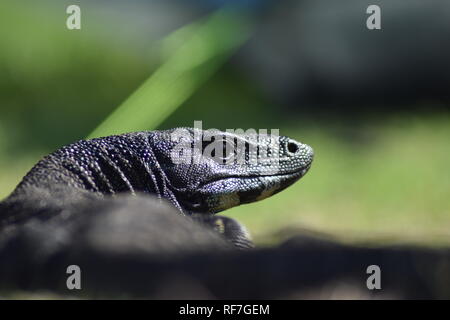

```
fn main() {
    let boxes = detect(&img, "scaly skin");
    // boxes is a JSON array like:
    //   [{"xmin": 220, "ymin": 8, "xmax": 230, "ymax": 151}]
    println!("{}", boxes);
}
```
[{"xmin": 0, "ymin": 128, "xmax": 314, "ymax": 247}]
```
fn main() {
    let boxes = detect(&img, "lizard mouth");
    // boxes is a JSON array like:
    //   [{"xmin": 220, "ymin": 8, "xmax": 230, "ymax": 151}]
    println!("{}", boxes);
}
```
[
  {"xmin": 198, "ymin": 166, "xmax": 310, "ymax": 190},
  {"xmin": 237, "ymin": 163, "xmax": 313, "ymax": 203},
  {"xmin": 181, "ymin": 161, "xmax": 313, "ymax": 214},
  {"xmin": 200, "ymin": 163, "xmax": 311, "ymax": 197}
]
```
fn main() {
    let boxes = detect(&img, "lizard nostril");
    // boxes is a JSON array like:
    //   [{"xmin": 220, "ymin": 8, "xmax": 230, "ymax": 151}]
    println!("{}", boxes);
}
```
[{"xmin": 287, "ymin": 141, "xmax": 299, "ymax": 154}]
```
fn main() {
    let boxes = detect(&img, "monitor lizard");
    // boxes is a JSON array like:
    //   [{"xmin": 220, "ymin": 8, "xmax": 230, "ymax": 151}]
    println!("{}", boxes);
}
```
[{"xmin": 0, "ymin": 127, "xmax": 314, "ymax": 249}]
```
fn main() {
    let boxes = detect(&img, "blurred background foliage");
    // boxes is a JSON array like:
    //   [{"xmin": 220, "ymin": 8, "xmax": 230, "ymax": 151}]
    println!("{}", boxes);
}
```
[{"xmin": 0, "ymin": 0, "xmax": 449, "ymax": 246}]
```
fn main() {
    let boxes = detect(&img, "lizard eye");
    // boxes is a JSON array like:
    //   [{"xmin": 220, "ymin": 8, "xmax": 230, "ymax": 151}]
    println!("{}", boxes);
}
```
[
  {"xmin": 216, "ymin": 138, "xmax": 235, "ymax": 163},
  {"xmin": 202, "ymin": 137, "xmax": 235, "ymax": 164},
  {"xmin": 222, "ymin": 139, "xmax": 235, "ymax": 159}
]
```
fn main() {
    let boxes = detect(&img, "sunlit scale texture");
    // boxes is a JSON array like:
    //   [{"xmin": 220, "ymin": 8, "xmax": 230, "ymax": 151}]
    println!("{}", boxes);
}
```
[{"xmin": 7, "ymin": 128, "xmax": 314, "ymax": 215}]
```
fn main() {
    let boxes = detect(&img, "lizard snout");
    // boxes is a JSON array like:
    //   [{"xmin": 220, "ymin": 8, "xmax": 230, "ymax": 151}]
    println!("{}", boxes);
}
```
[{"xmin": 282, "ymin": 137, "xmax": 314, "ymax": 169}]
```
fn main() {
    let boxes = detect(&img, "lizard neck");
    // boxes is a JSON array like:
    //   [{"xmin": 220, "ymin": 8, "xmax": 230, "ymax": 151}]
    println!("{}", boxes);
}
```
[{"xmin": 10, "ymin": 133, "xmax": 186, "ymax": 213}]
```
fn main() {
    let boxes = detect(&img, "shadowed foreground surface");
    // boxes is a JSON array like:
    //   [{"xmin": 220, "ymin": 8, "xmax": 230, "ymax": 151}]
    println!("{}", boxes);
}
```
[{"xmin": 1, "ymin": 195, "xmax": 449, "ymax": 299}]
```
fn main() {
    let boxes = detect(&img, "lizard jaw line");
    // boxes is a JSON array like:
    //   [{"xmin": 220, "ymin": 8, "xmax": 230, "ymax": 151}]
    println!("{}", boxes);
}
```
[{"xmin": 199, "ymin": 167, "xmax": 310, "ymax": 189}]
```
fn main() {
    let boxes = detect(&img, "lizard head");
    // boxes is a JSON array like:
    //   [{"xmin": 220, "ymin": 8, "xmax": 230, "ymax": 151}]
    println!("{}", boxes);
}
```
[{"xmin": 150, "ymin": 127, "xmax": 314, "ymax": 214}]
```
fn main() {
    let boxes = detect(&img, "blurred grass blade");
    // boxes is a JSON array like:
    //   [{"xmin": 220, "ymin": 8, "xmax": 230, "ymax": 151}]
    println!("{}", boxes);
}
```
[{"xmin": 87, "ymin": 9, "xmax": 252, "ymax": 139}]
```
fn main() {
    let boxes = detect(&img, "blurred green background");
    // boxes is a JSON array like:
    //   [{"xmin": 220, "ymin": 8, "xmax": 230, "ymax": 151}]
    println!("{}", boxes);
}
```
[{"xmin": 1, "ymin": 0, "xmax": 449, "ymax": 247}]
